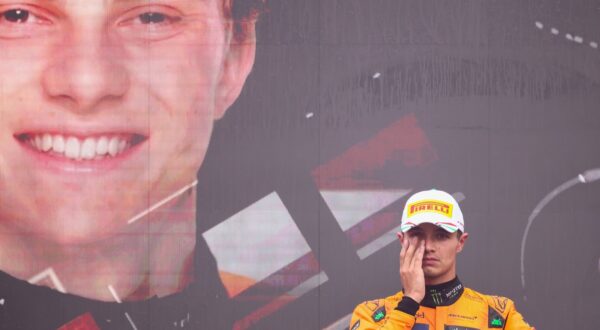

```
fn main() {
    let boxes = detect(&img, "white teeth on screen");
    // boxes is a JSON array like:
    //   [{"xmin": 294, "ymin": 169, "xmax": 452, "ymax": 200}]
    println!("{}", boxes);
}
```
[
  {"xmin": 52, "ymin": 135, "xmax": 65, "ymax": 153},
  {"xmin": 28, "ymin": 134, "xmax": 131, "ymax": 160},
  {"xmin": 42, "ymin": 134, "xmax": 53, "ymax": 151},
  {"xmin": 96, "ymin": 136, "xmax": 108, "ymax": 155},
  {"xmin": 64, "ymin": 137, "xmax": 80, "ymax": 159},
  {"xmin": 35, "ymin": 135, "xmax": 43, "ymax": 150},
  {"xmin": 80, "ymin": 138, "xmax": 96, "ymax": 160},
  {"xmin": 108, "ymin": 137, "xmax": 120, "ymax": 157}
]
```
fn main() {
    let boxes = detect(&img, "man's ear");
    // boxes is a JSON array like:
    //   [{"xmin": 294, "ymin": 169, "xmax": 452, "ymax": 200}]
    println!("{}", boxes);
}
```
[
  {"xmin": 214, "ymin": 25, "xmax": 257, "ymax": 120},
  {"xmin": 396, "ymin": 231, "xmax": 404, "ymax": 243},
  {"xmin": 456, "ymin": 232, "xmax": 469, "ymax": 253}
]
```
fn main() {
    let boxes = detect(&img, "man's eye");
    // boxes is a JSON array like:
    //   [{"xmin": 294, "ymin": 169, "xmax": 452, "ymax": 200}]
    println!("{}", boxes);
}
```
[
  {"xmin": 135, "ymin": 12, "xmax": 181, "ymax": 26},
  {"xmin": 139, "ymin": 12, "xmax": 167, "ymax": 24},
  {"xmin": 2, "ymin": 9, "xmax": 30, "ymax": 23},
  {"xmin": 116, "ymin": 7, "xmax": 185, "ymax": 41}
]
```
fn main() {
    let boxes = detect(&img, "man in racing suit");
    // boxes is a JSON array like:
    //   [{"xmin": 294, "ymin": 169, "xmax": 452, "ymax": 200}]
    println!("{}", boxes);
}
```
[{"xmin": 349, "ymin": 189, "xmax": 534, "ymax": 330}]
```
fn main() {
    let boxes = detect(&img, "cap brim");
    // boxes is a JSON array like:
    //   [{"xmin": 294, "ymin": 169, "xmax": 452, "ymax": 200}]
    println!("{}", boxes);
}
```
[{"xmin": 400, "ymin": 220, "xmax": 459, "ymax": 233}]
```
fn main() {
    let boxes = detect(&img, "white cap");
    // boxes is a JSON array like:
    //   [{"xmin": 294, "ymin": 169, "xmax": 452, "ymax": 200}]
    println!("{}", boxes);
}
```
[{"xmin": 400, "ymin": 189, "xmax": 464, "ymax": 233}]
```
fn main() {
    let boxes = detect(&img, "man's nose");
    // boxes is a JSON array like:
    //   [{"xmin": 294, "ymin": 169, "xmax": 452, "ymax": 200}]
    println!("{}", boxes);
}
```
[
  {"xmin": 423, "ymin": 238, "xmax": 434, "ymax": 251},
  {"xmin": 41, "ymin": 32, "xmax": 129, "ymax": 113}
]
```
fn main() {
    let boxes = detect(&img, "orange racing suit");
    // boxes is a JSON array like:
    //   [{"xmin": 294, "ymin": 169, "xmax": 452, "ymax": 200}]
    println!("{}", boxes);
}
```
[{"xmin": 349, "ymin": 277, "xmax": 534, "ymax": 330}]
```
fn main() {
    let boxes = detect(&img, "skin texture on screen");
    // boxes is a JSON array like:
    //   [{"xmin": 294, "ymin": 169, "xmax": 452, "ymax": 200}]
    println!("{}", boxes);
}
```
[{"xmin": 0, "ymin": 0, "xmax": 256, "ymax": 301}]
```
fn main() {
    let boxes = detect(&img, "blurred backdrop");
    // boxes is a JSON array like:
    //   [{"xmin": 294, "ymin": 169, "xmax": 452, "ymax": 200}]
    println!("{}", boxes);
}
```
[{"xmin": 196, "ymin": 1, "xmax": 600, "ymax": 329}]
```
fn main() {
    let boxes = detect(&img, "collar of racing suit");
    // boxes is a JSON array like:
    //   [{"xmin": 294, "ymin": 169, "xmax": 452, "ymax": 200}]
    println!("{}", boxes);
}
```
[{"xmin": 420, "ymin": 276, "xmax": 464, "ymax": 307}]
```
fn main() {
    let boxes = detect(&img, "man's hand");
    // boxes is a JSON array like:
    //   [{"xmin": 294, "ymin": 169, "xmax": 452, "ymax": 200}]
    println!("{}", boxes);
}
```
[{"xmin": 397, "ymin": 233, "xmax": 425, "ymax": 303}]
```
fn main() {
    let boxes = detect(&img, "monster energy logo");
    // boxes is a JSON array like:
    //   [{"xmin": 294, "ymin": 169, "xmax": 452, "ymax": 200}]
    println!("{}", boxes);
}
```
[
  {"xmin": 430, "ymin": 291, "xmax": 443, "ymax": 305},
  {"xmin": 491, "ymin": 318, "xmax": 503, "ymax": 327}
]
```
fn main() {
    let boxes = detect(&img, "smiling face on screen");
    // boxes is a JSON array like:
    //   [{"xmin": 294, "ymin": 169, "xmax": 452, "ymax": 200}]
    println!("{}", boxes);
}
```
[{"xmin": 0, "ymin": 0, "xmax": 255, "ymax": 244}]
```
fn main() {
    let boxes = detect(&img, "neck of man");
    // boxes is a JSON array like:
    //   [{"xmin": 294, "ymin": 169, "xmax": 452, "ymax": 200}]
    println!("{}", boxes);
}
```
[
  {"xmin": 420, "ymin": 276, "xmax": 464, "ymax": 307},
  {"xmin": 0, "ymin": 191, "xmax": 197, "ymax": 302}
]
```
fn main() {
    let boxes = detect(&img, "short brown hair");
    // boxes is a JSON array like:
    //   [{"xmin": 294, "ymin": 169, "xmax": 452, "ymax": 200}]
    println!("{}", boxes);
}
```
[{"xmin": 224, "ymin": 0, "xmax": 267, "ymax": 41}]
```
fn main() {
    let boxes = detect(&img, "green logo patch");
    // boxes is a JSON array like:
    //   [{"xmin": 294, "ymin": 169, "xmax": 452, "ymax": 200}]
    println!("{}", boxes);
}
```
[
  {"xmin": 491, "ymin": 318, "xmax": 503, "ymax": 327},
  {"xmin": 371, "ymin": 307, "xmax": 386, "ymax": 322},
  {"xmin": 488, "ymin": 306, "xmax": 505, "ymax": 328}
]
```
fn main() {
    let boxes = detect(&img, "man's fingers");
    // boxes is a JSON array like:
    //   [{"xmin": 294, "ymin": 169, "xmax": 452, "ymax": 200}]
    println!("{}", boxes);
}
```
[
  {"xmin": 413, "ymin": 240, "xmax": 424, "ymax": 269},
  {"xmin": 404, "ymin": 237, "xmax": 416, "ymax": 262},
  {"xmin": 400, "ymin": 237, "xmax": 415, "ymax": 271},
  {"xmin": 408, "ymin": 238, "xmax": 422, "ymax": 268},
  {"xmin": 399, "ymin": 235, "xmax": 408, "ymax": 259},
  {"xmin": 400, "ymin": 234, "xmax": 408, "ymax": 251}
]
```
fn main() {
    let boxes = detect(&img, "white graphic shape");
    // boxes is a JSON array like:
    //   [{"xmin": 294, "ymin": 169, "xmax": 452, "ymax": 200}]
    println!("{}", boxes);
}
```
[
  {"xmin": 204, "ymin": 192, "xmax": 311, "ymax": 284},
  {"xmin": 320, "ymin": 189, "xmax": 411, "ymax": 231},
  {"xmin": 28, "ymin": 267, "xmax": 67, "ymax": 293},
  {"xmin": 536, "ymin": 21, "xmax": 598, "ymax": 50},
  {"xmin": 108, "ymin": 285, "xmax": 138, "ymax": 330},
  {"xmin": 357, "ymin": 225, "xmax": 402, "ymax": 259},
  {"xmin": 323, "ymin": 313, "xmax": 352, "ymax": 330},
  {"xmin": 521, "ymin": 168, "xmax": 600, "ymax": 297},
  {"xmin": 127, "ymin": 180, "xmax": 198, "ymax": 224},
  {"xmin": 288, "ymin": 271, "xmax": 328, "ymax": 298},
  {"xmin": 108, "ymin": 285, "xmax": 123, "ymax": 303}
]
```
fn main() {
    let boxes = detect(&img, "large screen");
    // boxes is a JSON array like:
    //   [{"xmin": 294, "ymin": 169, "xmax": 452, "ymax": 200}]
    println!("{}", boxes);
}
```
[{"xmin": 0, "ymin": 1, "xmax": 598, "ymax": 329}]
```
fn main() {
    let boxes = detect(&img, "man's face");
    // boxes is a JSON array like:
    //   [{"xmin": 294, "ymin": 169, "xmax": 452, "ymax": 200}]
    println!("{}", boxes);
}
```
[
  {"xmin": 405, "ymin": 223, "xmax": 468, "ymax": 284},
  {"xmin": 0, "ymin": 0, "xmax": 255, "ymax": 244}
]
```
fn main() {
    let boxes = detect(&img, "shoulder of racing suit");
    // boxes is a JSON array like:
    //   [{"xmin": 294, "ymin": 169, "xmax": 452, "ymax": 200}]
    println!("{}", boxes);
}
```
[{"xmin": 349, "ymin": 287, "xmax": 535, "ymax": 330}]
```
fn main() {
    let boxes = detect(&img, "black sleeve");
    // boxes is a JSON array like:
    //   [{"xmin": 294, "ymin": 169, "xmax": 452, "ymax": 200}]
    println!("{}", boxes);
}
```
[{"xmin": 395, "ymin": 296, "xmax": 420, "ymax": 316}]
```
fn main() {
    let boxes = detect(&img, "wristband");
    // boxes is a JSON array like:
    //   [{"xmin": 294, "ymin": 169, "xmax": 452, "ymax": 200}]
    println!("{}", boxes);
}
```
[{"xmin": 395, "ymin": 296, "xmax": 420, "ymax": 316}]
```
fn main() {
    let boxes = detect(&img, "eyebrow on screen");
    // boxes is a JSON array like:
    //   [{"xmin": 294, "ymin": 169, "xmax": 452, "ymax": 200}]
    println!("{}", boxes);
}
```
[
  {"xmin": 35, "ymin": 0, "xmax": 206, "ymax": 4},
  {"xmin": 18, "ymin": 0, "xmax": 208, "ymax": 10},
  {"xmin": 109, "ymin": 0, "xmax": 209, "ymax": 3}
]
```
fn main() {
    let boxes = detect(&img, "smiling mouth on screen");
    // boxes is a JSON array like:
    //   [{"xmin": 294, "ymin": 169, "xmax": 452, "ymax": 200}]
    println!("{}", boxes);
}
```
[{"xmin": 14, "ymin": 132, "xmax": 148, "ymax": 172}]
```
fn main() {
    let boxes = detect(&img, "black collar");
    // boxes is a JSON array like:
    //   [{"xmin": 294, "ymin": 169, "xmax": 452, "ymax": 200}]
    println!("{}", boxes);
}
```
[
  {"xmin": 0, "ymin": 235, "xmax": 232, "ymax": 329},
  {"xmin": 420, "ymin": 276, "xmax": 464, "ymax": 307}
]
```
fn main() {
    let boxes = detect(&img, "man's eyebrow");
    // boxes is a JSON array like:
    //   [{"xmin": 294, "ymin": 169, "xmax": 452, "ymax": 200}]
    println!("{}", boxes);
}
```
[
  {"xmin": 111, "ymin": 0, "xmax": 208, "ymax": 3},
  {"xmin": 41, "ymin": 0, "xmax": 208, "ymax": 9}
]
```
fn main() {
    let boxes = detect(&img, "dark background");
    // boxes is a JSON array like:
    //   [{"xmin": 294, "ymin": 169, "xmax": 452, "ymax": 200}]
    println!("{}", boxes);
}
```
[{"xmin": 197, "ymin": 1, "xmax": 600, "ymax": 329}]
